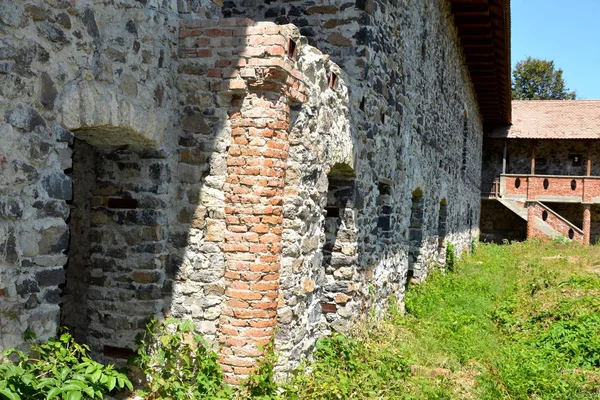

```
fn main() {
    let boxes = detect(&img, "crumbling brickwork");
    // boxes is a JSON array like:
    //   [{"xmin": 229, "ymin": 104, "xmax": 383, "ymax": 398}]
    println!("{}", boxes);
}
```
[{"xmin": 1, "ymin": 0, "xmax": 484, "ymax": 381}]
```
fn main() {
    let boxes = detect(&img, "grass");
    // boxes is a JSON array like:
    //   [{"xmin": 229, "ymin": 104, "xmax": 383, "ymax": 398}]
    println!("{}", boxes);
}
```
[{"xmin": 285, "ymin": 240, "xmax": 600, "ymax": 399}]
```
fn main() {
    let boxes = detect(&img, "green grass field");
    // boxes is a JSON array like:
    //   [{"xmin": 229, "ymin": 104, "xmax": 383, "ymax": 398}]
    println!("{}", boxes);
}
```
[{"xmin": 285, "ymin": 240, "xmax": 600, "ymax": 399}]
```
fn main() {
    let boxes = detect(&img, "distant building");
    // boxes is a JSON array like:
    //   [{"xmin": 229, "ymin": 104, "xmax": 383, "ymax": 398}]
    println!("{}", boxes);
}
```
[{"xmin": 481, "ymin": 100, "xmax": 600, "ymax": 244}]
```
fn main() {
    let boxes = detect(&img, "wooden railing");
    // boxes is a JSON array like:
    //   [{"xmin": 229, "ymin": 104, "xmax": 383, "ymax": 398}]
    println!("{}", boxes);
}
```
[{"xmin": 481, "ymin": 177, "xmax": 500, "ymax": 198}]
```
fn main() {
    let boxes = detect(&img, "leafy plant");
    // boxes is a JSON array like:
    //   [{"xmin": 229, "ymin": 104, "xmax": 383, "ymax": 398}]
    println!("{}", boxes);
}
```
[
  {"xmin": 445, "ymin": 243, "xmax": 457, "ymax": 272},
  {"xmin": 236, "ymin": 340, "xmax": 279, "ymax": 400},
  {"xmin": 0, "ymin": 330, "xmax": 131, "ymax": 400},
  {"xmin": 129, "ymin": 317, "xmax": 231, "ymax": 400}
]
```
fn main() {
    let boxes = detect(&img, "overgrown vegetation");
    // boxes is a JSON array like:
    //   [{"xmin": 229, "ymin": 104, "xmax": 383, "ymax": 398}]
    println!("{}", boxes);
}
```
[
  {"xmin": 0, "ymin": 330, "xmax": 131, "ymax": 400},
  {"xmin": 4, "ymin": 241, "xmax": 600, "ymax": 399},
  {"xmin": 129, "ymin": 317, "xmax": 231, "ymax": 400}
]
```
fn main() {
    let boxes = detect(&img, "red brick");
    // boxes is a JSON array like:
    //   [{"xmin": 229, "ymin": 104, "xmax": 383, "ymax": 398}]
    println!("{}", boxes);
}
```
[
  {"xmin": 197, "ymin": 49, "xmax": 213, "ymax": 58},
  {"xmin": 259, "ymin": 234, "xmax": 281, "ymax": 244},
  {"xmin": 223, "ymin": 244, "xmax": 249, "ymax": 252},
  {"xmin": 226, "ymin": 289, "xmax": 263, "ymax": 300}
]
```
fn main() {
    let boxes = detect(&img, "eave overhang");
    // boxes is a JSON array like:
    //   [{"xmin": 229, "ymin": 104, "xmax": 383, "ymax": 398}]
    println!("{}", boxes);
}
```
[{"xmin": 449, "ymin": 0, "xmax": 511, "ymax": 132}]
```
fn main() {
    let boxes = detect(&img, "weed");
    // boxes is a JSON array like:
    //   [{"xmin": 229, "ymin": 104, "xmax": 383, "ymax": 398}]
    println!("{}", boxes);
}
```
[
  {"xmin": 129, "ymin": 317, "xmax": 231, "ymax": 400},
  {"xmin": 0, "ymin": 329, "xmax": 131, "ymax": 399}
]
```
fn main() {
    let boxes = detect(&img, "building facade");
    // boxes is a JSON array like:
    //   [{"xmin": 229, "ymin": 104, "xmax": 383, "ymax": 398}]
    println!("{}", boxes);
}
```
[
  {"xmin": 0, "ymin": 0, "xmax": 510, "ymax": 381},
  {"xmin": 481, "ymin": 100, "xmax": 600, "ymax": 245}
]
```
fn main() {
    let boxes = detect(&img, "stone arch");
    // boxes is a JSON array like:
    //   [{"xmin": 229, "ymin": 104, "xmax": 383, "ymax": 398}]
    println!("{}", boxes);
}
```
[
  {"xmin": 56, "ymin": 80, "xmax": 167, "ymax": 150},
  {"xmin": 56, "ymin": 82, "xmax": 172, "ymax": 360}
]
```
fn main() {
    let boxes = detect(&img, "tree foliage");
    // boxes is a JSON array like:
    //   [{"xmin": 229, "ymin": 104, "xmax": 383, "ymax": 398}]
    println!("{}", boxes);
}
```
[{"xmin": 512, "ymin": 57, "xmax": 576, "ymax": 100}]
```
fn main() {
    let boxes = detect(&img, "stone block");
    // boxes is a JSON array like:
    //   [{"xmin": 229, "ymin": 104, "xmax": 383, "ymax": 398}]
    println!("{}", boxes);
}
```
[
  {"xmin": 38, "ymin": 225, "xmax": 69, "ymax": 255},
  {"xmin": 16, "ymin": 278, "xmax": 40, "ymax": 295},
  {"xmin": 0, "ymin": 197, "xmax": 23, "ymax": 219},
  {"xmin": 5, "ymin": 105, "xmax": 46, "ymax": 132},
  {"xmin": 42, "ymin": 173, "xmax": 72, "ymax": 200},
  {"xmin": 0, "ymin": 227, "xmax": 19, "ymax": 266},
  {"xmin": 35, "ymin": 268, "xmax": 65, "ymax": 287}
]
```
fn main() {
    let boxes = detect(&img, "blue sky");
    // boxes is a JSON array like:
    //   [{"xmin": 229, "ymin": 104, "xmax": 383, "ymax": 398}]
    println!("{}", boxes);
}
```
[{"xmin": 511, "ymin": 0, "xmax": 600, "ymax": 99}]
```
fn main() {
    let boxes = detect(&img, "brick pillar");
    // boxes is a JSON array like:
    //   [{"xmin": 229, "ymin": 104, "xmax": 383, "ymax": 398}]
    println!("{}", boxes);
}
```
[
  {"xmin": 219, "ymin": 90, "xmax": 289, "ymax": 382},
  {"xmin": 526, "ymin": 201, "xmax": 536, "ymax": 239},
  {"xmin": 583, "ymin": 204, "xmax": 591, "ymax": 246}
]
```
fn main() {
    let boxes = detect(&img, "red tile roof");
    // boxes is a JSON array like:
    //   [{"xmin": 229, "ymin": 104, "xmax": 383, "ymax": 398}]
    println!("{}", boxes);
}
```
[{"xmin": 487, "ymin": 100, "xmax": 600, "ymax": 139}]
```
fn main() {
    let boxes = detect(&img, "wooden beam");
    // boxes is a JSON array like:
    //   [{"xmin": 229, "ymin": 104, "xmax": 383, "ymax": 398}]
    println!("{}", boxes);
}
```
[
  {"xmin": 587, "ymin": 140, "xmax": 592, "ymax": 176},
  {"xmin": 530, "ymin": 140, "xmax": 536, "ymax": 175},
  {"xmin": 502, "ymin": 139, "xmax": 507, "ymax": 174}
]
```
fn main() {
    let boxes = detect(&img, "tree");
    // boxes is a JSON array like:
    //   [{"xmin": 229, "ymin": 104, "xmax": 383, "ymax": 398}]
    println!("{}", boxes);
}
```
[{"xmin": 511, "ymin": 57, "xmax": 576, "ymax": 100}]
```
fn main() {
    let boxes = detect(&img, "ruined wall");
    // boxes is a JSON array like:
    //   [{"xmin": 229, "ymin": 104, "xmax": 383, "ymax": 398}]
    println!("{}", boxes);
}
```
[
  {"xmin": 2, "ymin": 0, "xmax": 484, "ymax": 381},
  {"xmin": 0, "ymin": 0, "xmax": 180, "ymax": 352},
  {"xmin": 202, "ymin": 0, "xmax": 484, "ymax": 374}
]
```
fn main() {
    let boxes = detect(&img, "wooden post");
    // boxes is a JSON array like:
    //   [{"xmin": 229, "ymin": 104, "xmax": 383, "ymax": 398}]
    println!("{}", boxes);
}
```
[
  {"xmin": 502, "ymin": 140, "xmax": 507, "ymax": 174},
  {"xmin": 587, "ymin": 141, "xmax": 592, "ymax": 177},
  {"xmin": 530, "ymin": 140, "xmax": 536, "ymax": 175},
  {"xmin": 526, "ymin": 202, "xmax": 536, "ymax": 239},
  {"xmin": 583, "ymin": 204, "xmax": 591, "ymax": 245}
]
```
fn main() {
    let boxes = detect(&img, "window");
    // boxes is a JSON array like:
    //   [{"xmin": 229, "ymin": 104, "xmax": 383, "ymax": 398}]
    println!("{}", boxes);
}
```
[{"xmin": 570, "ymin": 154, "xmax": 583, "ymax": 167}]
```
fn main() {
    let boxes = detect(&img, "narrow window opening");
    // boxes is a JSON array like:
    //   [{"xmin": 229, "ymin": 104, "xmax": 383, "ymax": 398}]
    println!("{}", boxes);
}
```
[
  {"xmin": 570, "ymin": 154, "xmax": 583, "ymax": 167},
  {"xmin": 328, "ymin": 71, "xmax": 338, "ymax": 89},
  {"xmin": 377, "ymin": 180, "xmax": 393, "ymax": 238},
  {"xmin": 542, "ymin": 210, "xmax": 549, "ymax": 221},
  {"xmin": 103, "ymin": 345, "xmax": 135, "ymax": 360},
  {"xmin": 321, "ymin": 163, "xmax": 357, "ymax": 322},
  {"xmin": 107, "ymin": 198, "xmax": 138, "ymax": 209},
  {"xmin": 287, "ymin": 37, "xmax": 298, "ymax": 61},
  {"xmin": 571, "ymin": 179, "xmax": 577, "ymax": 190},
  {"xmin": 543, "ymin": 178, "xmax": 549, "ymax": 190},
  {"xmin": 408, "ymin": 188, "xmax": 425, "ymax": 280},
  {"xmin": 568, "ymin": 228, "xmax": 575, "ymax": 240},
  {"xmin": 438, "ymin": 199, "xmax": 448, "ymax": 248},
  {"xmin": 515, "ymin": 177, "xmax": 521, "ymax": 189},
  {"xmin": 325, "ymin": 206, "xmax": 340, "ymax": 218}
]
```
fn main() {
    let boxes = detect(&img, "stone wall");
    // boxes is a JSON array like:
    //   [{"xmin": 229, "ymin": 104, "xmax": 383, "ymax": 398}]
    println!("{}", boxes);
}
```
[
  {"xmin": 480, "ymin": 200, "xmax": 527, "ymax": 243},
  {"xmin": 0, "ymin": 0, "xmax": 181, "ymax": 352},
  {"xmin": 1, "ymin": 0, "xmax": 484, "ymax": 382},
  {"xmin": 208, "ymin": 0, "xmax": 484, "ymax": 374}
]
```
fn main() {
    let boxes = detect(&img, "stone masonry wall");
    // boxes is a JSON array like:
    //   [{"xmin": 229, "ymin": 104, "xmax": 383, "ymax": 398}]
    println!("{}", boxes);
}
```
[
  {"xmin": 2, "ymin": 0, "xmax": 485, "ymax": 382},
  {"xmin": 0, "ymin": 0, "xmax": 180, "ymax": 352},
  {"xmin": 204, "ymin": 0, "xmax": 484, "ymax": 374}
]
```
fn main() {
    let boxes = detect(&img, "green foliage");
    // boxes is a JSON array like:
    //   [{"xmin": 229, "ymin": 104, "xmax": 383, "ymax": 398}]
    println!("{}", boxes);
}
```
[
  {"xmin": 130, "ymin": 317, "xmax": 231, "ymax": 400},
  {"xmin": 0, "ymin": 330, "xmax": 131, "ymax": 400},
  {"xmin": 445, "ymin": 243, "xmax": 456, "ymax": 272},
  {"xmin": 236, "ymin": 340, "xmax": 279, "ymax": 400},
  {"xmin": 285, "ymin": 332, "xmax": 409, "ymax": 399},
  {"xmin": 396, "ymin": 241, "xmax": 600, "ymax": 398},
  {"xmin": 512, "ymin": 57, "xmax": 576, "ymax": 100}
]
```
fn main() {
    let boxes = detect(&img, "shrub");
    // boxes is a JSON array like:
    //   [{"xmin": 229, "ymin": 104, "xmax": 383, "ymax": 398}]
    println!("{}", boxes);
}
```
[
  {"xmin": 445, "ymin": 243, "xmax": 457, "ymax": 272},
  {"xmin": 235, "ymin": 340, "xmax": 279, "ymax": 400},
  {"xmin": 0, "ymin": 330, "xmax": 131, "ymax": 400},
  {"xmin": 129, "ymin": 317, "xmax": 231, "ymax": 400}
]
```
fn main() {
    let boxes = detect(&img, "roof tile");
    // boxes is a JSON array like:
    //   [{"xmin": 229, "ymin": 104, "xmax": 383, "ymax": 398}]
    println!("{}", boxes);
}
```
[{"xmin": 487, "ymin": 100, "xmax": 600, "ymax": 139}]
